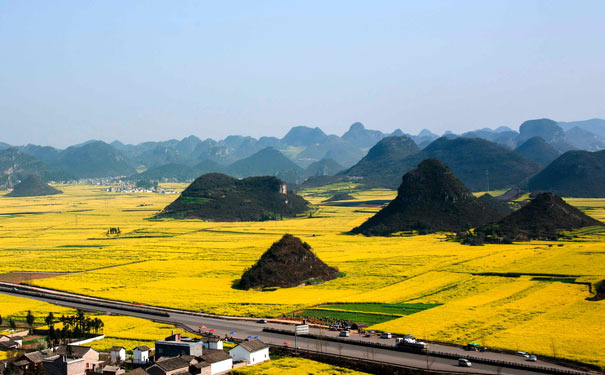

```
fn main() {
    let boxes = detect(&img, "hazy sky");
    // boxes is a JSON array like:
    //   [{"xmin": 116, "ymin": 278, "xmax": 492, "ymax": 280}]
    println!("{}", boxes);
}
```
[{"xmin": 1, "ymin": 1, "xmax": 604, "ymax": 148}]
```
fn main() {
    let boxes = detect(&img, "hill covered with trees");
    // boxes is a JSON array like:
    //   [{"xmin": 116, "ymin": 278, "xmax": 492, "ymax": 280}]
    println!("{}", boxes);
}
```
[
  {"xmin": 351, "ymin": 158, "xmax": 503, "ymax": 236},
  {"xmin": 156, "ymin": 173, "xmax": 309, "ymax": 221}
]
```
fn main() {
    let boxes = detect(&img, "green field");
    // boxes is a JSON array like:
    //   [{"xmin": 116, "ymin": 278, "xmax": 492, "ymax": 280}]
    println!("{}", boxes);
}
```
[{"xmin": 295, "ymin": 303, "xmax": 440, "ymax": 326}]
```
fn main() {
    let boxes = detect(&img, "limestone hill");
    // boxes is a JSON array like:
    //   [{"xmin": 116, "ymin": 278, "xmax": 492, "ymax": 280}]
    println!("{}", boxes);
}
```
[
  {"xmin": 226, "ymin": 147, "xmax": 304, "ymax": 183},
  {"xmin": 155, "ymin": 173, "xmax": 309, "ymax": 221},
  {"xmin": 351, "ymin": 158, "xmax": 503, "ymax": 236},
  {"xmin": 339, "ymin": 136, "xmax": 420, "ymax": 187},
  {"xmin": 6, "ymin": 175, "xmax": 63, "ymax": 197},
  {"xmin": 528, "ymin": 150, "xmax": 605, "ymax": 197},
  {"xmin": 416, "ymin": 137, "xmax": 541, "ymax": 191},
  {"xmin": 478, "ymin": 193, "xmax": 514, "ymax": 216},
  {"xmin": 462, "ymin": 192, "xmax": 603, "ymax": 244},
  {"xmin": 0, "ymin": 149, "xmax": 72, "ymax": 189},
  {"xmin": 238, "ymin": 234, "xmax": 339, "ymax": 290},
  {"xmin": 514, "ymin": 136, "xmax": 561, "ymax": 166}
]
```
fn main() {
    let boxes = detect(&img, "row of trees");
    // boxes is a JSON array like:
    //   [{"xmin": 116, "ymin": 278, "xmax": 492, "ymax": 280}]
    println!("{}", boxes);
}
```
[{"xmin": 45, "ymin": 310, "xmax": 104, "ymax": 347}]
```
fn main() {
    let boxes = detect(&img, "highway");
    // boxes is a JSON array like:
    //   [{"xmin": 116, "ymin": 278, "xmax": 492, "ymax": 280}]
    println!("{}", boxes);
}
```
[{"xmin": 0, "ymin": 284, "xmax": 592, "ymax": 375}]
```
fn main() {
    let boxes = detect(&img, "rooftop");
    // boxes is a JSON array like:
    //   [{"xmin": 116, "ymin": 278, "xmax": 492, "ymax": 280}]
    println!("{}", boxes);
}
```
[{"xmin": 237, "ymin": 339, "xmax": 269, "ymax": 353}]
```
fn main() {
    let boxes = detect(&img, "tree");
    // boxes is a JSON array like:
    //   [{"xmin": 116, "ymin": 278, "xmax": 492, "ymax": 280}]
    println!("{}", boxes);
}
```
[
  {"xmin": 45, "ymin": 312, "xmax": 54, "ymax": 328},
  {"xmin": 9, "ymin": 318, "xmax": 16, "ymax": 329},
  {"xmin": 26, "ymin": 310, "xmax": 35, "ymax": 327},
  {"xmin": 0, "ymin": 314, "xmax": 3, "ymax": 325}
]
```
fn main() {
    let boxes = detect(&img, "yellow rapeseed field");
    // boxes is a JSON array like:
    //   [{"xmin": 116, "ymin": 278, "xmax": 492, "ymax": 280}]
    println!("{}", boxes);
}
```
[
  {"xmin": 0, "ymin": 184, "xmax": 603, "ymax": 367},
  {"xmin": 230, "ymin": 357, "xmax": 369, "ymax": 375},
  {"xmin": 0, "ymin": 293, "xmax": 195, "ymax": 353}
]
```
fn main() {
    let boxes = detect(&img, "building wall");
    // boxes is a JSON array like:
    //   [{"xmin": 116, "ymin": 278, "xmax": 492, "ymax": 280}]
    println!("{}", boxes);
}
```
[
  {"xmin": 44, "ymin": 358, "xmax": 86, "ymax": 375},
  {"xmin": 209, "ymin": 359, "xmax": 232, "ymax": 375},
  {"xmin": 110, "ymin": 350, "xmax": 125, "ymax": 363},
  {"xmin": 228, "ymin": 346, "xmax": 248, "ymax": 363},
  {"xmin": 133, "ymin": 350, "xmax": 149, "ymax": 364},
  {"xmin": 155, "ymin": 342, "xmax": 203, "ymax": 358},
  {"xmin": 249, "ymin": 348, "xmax": 269, "ymax": 365},
  {"xmin": 208, "ymin": 341, "xmax": 223, "ymax": 350},
  {"xmin": 83, "ymin": 350, "xmax": 100, "ymax": 371}
]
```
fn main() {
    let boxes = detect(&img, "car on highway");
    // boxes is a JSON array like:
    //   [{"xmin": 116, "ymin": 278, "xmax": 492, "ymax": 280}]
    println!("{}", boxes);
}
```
[
  {"xmin": 517, "ymin": 351, "xmax": 530, "ymax": 358},
  {"xmin": 339, "ymin": 330, "xmax": 350, "ymax": 337},
  {"xmin": 380, "ymin": 332, "xmax": 392, "ymax": 339},
  {"xmin": 256, "ymin": 319, "xmax": 267, "ymax": 324},
  {"xmin": 458, "ymin": 358, "xmax": 472, "ymax": 367},
  {"xmin": 529, "ymin": 355, "xmax": 537, "ymax": 362}
]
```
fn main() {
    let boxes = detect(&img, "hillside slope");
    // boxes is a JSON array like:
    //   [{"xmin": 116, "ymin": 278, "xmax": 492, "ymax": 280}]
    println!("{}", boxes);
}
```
[
  {"xmin": 239, "ymin": 234, "xmax": 339, "ymax": 290},
  {"xmin": 514, "ymin": 137, "xmax": 561, "ymax": 166},
  {"xmin": 55, "ymin": 141, "xmax": 136, "ymax": 178},
  {"xmin": 339, "ymin": 136, "xmax": 420, "ymax": 186},
  {"xmin": 226, "ymin": 147, "xmax": 304, "ymax": 183},
  {"xmin": 351, "ymin": 158, "xmax": 503, "ymax": 236},
  {"xmin": 156, "ymin": 173, "xmax": 309, "ymax": 221},
  {"xmin": 462, "ymin": 192, "xmax": 603, "ymax": 244},
  {"xmin": 0, "ymin": 149, "xmax": 72, "ymax": 189},
  {"xmin": 5, "ymin": 175, "xmax": 62, "ymax": 197},
  {"xmin": 528, "ymin": 150, "xmax": 605, "ymax": 197}
]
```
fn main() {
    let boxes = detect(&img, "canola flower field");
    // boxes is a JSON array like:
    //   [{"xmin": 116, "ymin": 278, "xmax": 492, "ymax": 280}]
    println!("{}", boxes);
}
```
[
  {"xmin": 0, "ymin": 184, "xmax": 603, "ymax": 367},
  {"xmin": 230, "ymin": 357, "xmax": 369, "ymax": 375},
  {"xmin": 0, "ymin": 293, "xmax": 196, "ymax": 353}
]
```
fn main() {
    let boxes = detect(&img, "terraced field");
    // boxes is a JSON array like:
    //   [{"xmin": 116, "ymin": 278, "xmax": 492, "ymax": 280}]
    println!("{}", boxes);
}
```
[{"xmin": 0, "ymin": 184, "xmax": 603, "ymax": 367}]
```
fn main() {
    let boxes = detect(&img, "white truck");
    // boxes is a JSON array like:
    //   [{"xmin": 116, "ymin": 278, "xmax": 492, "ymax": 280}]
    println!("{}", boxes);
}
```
[{"xmin": 395, "ymin": 335, "xmax": 428, "ymax": 353}]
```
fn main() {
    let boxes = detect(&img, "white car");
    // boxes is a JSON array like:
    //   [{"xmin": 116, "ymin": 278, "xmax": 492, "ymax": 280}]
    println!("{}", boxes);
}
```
[
  {"xmin": 458, "ymin": 358, "xmax": 472, "ymax": 367},
  {"xmin": 517, "ymin": 351, "xmax": 530, "ymax": 358},
  {"xmin": 529, "ymin": 355, "xmax": 537, "ymax": 362},
  {"xmin": 380, "ymin": 332, "xmax": 392, "ymax": 339}
]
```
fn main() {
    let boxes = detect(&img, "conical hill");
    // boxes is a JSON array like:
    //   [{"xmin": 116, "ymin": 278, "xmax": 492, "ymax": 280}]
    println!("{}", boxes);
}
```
[
  {"xmin": 465, "ymin": 192, "xmax": 603, "ymax": 244},
  {"xmin": 6, "ymin": 175, "xmax": 62, "ymax": 197},
  {"xmin": 351, "ymin": 158, "xmax": 503, "ymax": 236},
  {"xmin": 239, "ymin": 234, "xmax": 339, "ymax": 290}
]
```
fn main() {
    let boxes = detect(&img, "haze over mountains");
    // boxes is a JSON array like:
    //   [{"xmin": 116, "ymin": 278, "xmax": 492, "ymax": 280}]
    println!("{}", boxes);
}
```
[{"xmin": 1, "ymin": 118, "xmax": 604, "ymax": 193}]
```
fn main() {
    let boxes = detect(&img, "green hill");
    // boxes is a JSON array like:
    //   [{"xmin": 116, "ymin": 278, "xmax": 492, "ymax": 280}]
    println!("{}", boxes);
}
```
[
  {"xmin": 341, "ymin": 137, "xmax": 540, "ymax": 190},
  {"xmin": 351, "ymin": 158, "xmax": 503, "ymax": 236},
  {"xmin": 239, "ymin": 234, "xmax": 339, "ymax": 290},
  {"xmin": 6, "ymin": 175, "xmax": 62, "ymax": 197},
  {"xmin": 518, "ymin": 118, "xmax": 575, "ymax": 152},
  {"xmin": 0, "ymin": 149, "xmax": 72, "ymax": 189},
  {"xmin": 156, "ymin": 173, "xmax": 309, "ymax": 221},
  {"xmin": 226, "ymin": 147, "xmax": 304, "ymax": 183},
  {"xmin": 416, "ymin": 137, "xmax": 542, "ymax": 191},
  {"xmin": 339, "ymin": 136, "xmax": 420, "ymax": 185},
  {"xmin": 514, "ymin": 136, "xmax": 561, "ymax": 166},
  {"xmin": 528, "ymin": 150, "xmax": 605, "ymax": 197},
  {"xmin": 56, "ymin": 141, "xmax": 136, "ymax": 178},
  {"xmin": 461, "ymin": 192, "xmax": 603, "ymax": 244},
  {"xmin": 133, "ymin": 159, "xmax": 225, "ymax": 182},
  {"xmin": 304, "ymin": 158, "xmax": 344, "ymax": 177}
]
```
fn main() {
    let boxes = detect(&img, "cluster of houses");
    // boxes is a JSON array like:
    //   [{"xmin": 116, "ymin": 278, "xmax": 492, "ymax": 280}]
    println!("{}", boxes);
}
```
[{"xmin": 1, "ymin": 332, "xmax": 270, "ymax": 375}]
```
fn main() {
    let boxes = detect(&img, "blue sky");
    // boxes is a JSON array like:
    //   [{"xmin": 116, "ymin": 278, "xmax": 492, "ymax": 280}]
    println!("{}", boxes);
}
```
[{"xmin": 1, "ymin": 1, "xmax": 604, "ymax": 147}]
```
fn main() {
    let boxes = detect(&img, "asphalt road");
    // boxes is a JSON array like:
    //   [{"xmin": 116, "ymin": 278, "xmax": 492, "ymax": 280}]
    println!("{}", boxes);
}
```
[{"xmin": 0, "ymin": 288, "xmax": 591, "ymax": 375}]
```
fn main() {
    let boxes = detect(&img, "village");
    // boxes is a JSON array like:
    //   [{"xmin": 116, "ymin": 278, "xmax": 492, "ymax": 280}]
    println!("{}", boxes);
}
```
[{"xmin": 0, "ymin": 328, "xmax": 270, "ymax": 375}]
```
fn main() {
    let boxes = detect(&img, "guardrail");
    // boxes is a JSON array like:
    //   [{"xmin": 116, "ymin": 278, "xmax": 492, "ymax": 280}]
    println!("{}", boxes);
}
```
[
  {"xmin": 263, "ymin": 328, "xmax": 590, "ymax": 375},
  {"xmin": 0, "ymin": 283, "xmax": 169, "ymax": 318}
]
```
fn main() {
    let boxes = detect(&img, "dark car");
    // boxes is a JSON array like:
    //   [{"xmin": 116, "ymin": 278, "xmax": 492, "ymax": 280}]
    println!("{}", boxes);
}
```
[{"xmin": 256, "ymin": 319, "xmax": 267, "ymax": 324}]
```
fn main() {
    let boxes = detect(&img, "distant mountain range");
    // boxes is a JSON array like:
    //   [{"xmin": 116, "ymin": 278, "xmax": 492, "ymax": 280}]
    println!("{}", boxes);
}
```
[{"xmin": 0, "ymin": 118, "xmax": 604, "ymax": 190}]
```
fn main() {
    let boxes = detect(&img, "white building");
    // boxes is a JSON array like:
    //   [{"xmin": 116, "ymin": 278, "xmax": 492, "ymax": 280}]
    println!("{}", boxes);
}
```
[
  {"xmin": 132, "ymin": 346, "xmax": 151, "ymax": 365},
  {"xmin": 229, "ymin": 340, "xmax": 269, "ymax": 365},
  {"xmin": 203, "ymin": 338, "xmax": 223, "ymax": 350},
  {"xmin": 199, "ymin": 350, "xmax": 232, "ymax": 375},
  {"xmin": 109, "ymin": 346, "xmax": 126, "ymax": 363}
]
